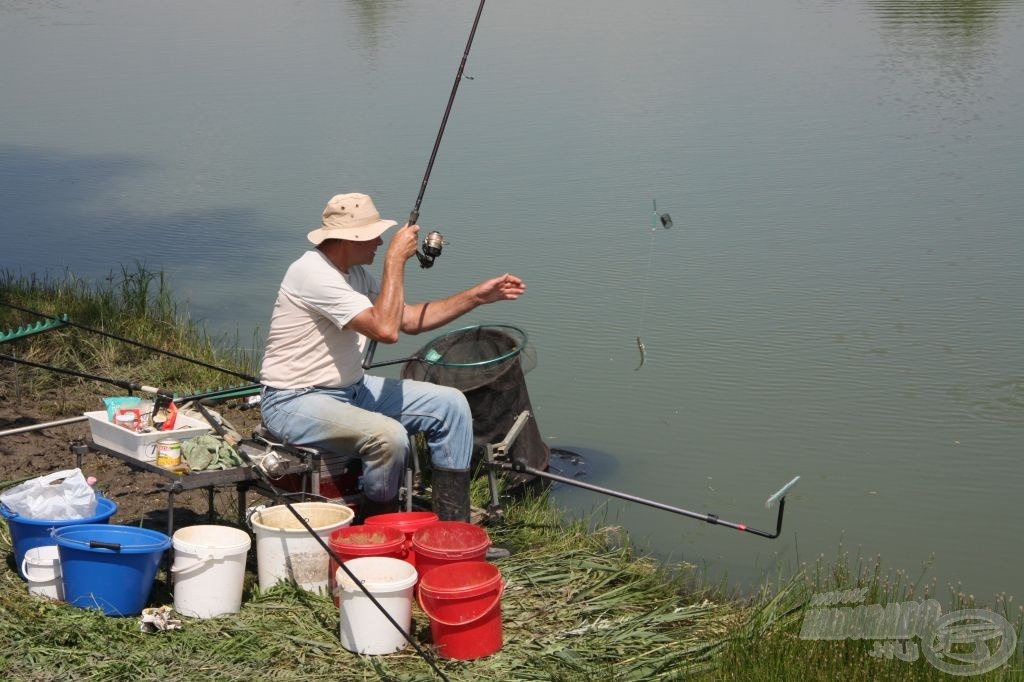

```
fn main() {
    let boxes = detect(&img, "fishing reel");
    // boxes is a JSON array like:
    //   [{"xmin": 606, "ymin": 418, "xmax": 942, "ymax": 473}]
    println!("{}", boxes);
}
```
[
  {"xmin": 415, "ymin": 231, "xmax": 447, "ymax": 268},
  {"xmin": 257, "ymin": 450, "xmax": 289, "ymax": 479}
]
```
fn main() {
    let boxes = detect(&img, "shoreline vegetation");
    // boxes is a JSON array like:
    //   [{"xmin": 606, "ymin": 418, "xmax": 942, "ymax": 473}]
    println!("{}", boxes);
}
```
[{"xmin": 1, "ymin": 268, "xmax": 1020, "ymax": 680}]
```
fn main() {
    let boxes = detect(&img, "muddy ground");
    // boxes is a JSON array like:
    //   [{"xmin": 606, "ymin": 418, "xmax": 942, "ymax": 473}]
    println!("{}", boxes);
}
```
[{"xmin": 0, "ymin": 380, "xmax": 267, "ymax": 530}]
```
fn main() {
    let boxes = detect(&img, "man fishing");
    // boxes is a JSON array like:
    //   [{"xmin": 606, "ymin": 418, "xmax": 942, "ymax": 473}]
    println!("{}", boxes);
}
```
[{"xmin": 259, "ymin": 192, "xmax": 526, "ymax": 522}]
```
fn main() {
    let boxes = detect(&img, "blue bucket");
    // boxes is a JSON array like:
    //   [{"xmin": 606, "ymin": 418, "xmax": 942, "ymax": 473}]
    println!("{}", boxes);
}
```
[
  {"xmin": 51, "ymin": 524, "xmax": 171, "ymax": 616},
  {"xmin": 1, "ymin": 495, "xmax": 118, "ymax": 579}
]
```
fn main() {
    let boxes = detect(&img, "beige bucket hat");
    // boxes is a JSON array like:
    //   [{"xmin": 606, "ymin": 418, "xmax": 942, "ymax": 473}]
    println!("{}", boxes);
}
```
[{"xmin": 307, "ymin": 193, "xmax": 398, "ymax": 244}]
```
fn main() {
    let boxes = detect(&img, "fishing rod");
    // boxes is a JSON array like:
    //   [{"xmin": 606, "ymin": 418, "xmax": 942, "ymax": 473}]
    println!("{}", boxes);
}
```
[
  {"xmin": 0, "ymin": 351, "xmax": 168, "ymax": 396},
  {"xmin": 0, "ymin": 300, "xmax": 257, "ymax": 382},
  {"xmin": 0, "ymin": 351, "xmax": 259, "ymax": 400},
  {"xmin": 0, "ymin": 351, "xmax": 261, "ymax": 437},
  {"xmin": 484, "ymin": 412, "xmax": 801, "ymax": 540},
  {"xmin": 362, "ymin": 0, "xmax": 487, "ymax": 370},
  {"xmin": 192, "ymin": 401, "xmax": 450, "ymax": 682},
  {"xmin": 407, "ymin": 0, "xmax": 486, "ymax": 267}
]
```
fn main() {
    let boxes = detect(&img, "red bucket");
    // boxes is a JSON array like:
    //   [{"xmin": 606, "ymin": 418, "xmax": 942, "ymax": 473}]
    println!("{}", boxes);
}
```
[
  {"xmin": 328, "ymin": 525, "xmax": 407, "ymax": 605},
  {"xmin": 411, "ymin": 521, "xmax": 490, "ymax": 584},
  {"xmin": 418, "ymin": 561, "xmax": 503, "ymax": 660},
  {"xmin": 364, "ymin": 511, "xmax": 438, "ymax": 570}
]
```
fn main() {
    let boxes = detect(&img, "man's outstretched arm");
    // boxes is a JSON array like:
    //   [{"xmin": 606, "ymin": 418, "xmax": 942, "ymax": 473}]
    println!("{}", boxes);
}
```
[{"xmin": 401, "ymin": 273, "xmax": 526, "ymax": 335}]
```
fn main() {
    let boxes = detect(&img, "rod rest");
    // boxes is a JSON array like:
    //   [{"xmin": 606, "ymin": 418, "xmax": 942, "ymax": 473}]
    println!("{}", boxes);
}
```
[{"xmin": 0, "ymin": 315, "xmax": 68, "ymax": 344}]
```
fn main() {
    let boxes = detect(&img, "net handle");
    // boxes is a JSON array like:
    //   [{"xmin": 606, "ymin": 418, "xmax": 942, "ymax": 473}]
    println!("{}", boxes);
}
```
[{"xmin": 418, "ymin": 324, "xmax": 528, "ymax": 368}]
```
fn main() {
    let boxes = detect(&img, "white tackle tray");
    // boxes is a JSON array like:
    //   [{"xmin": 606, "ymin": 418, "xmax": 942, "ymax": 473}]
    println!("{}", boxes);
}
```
[{"xmin": 84, "ymin": 410, "xmax": 212, "ymax": 462}]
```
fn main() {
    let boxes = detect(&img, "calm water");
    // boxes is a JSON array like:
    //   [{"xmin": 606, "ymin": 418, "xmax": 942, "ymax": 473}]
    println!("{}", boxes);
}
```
[{"xmin": 2, "ymin": 1, "xmax": 1022, "ymax": 604}]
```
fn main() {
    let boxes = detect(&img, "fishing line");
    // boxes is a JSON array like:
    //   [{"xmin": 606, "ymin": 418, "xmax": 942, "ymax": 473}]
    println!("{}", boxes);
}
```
[
  {"xmin": 635, "ymin": 214, "xmax": 657, "ymax": 351},
  {"xmin": 633, "ymin": 199, "xmax": 672, "ymax": 371}
]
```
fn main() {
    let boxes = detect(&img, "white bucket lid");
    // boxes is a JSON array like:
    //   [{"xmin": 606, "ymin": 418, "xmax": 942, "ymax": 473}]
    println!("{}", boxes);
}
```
[
  {"xmin": 250, "ymin": 502, "xmax": 354, "ymax": 532},
  {"xmin": 172, "ymin": 525, "xmax": 252, "ymax": 562},
  {"xmin": 336, "ymin": 556, "xmax": 418, "ymax": 593}
]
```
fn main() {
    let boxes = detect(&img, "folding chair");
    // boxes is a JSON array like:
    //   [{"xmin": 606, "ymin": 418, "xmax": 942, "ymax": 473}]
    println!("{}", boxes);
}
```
[{"xmin": 250, "ymin": 426, "xmax": 420, "ymax": 512}]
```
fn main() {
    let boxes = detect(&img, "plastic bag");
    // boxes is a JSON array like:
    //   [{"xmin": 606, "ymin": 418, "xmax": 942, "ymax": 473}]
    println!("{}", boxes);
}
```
[
  {"xmin": 0, "ymin": 468, "xmax": 98, "ymax": 521},
  {"xmin": 104, "ymin": 396, "xmax": 141, "ymax": 421}
]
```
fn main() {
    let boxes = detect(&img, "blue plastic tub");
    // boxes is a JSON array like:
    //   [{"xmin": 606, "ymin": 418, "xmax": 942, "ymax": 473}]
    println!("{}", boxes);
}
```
[
  {"xmin": 1, "ymin": 495, "xmax": 118, "ymax": 579},
  {"xmin": 51, "ymin": 524, "xmax": 171, "ymax": 616}
]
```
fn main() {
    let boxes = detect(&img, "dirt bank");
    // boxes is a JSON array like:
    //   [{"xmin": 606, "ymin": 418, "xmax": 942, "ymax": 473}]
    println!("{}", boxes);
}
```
[{"xmin": 0, "ymin": 379, "xmax": 264, "ymax": 528}]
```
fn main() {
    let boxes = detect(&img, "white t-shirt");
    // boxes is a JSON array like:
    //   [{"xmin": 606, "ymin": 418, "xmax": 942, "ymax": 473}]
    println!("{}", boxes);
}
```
[{"xmin": 259, "ymin": 250, "xmax": 380, "ymax": 389}]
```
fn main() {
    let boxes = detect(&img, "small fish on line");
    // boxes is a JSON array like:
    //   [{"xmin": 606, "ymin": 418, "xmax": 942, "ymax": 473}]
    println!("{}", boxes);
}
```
[{"xmin": 635, "ymin": 336, "xmax": 646, "ymax": 371}]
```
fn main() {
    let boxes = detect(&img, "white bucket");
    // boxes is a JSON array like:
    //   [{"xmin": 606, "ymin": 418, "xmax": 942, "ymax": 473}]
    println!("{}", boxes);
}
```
[
  {"xmin": 21, "ymin": 545, "xmax": 63, "ymax": 600},
  {"xmin": 250, "ymin": 502, "xmax": 354, "ymax": 594},
  {"xmin": 337, "ymin": 556, "xmax": 419, "ymax": 655},
  {"xmin": 171, "ymin": 525, "xmax": 252, "ymax": 618}
]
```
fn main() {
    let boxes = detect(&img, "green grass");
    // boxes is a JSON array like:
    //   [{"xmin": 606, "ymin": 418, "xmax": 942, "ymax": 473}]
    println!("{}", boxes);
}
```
[
  {"xmin": 5, "ymin": 490, "xmax": 1018, "ymax": 681},
  {"xmin": 706, "ymin": 545, "xmax": 1024, "ymax": 681},
  {"xmin": 0, "ymin": 265, "xmax": 259, "ymax": 413},
  {"xmin": 0, "ymin": 490, "xmax": 743, "ymax": 681}
]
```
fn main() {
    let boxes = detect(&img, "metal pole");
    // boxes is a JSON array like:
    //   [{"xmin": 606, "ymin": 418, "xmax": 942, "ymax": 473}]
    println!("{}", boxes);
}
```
[
  {"xmin": 492, "ymin": 458, "xmax": 797, "ymax": 540},
  {"xmin": 0, "ymin": 415, "xmax": 88, "ymax": 438}
]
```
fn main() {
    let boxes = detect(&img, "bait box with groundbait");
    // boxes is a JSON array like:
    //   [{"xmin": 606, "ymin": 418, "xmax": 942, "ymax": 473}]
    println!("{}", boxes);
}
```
[{"xmin": 84, "ymin": 411, "xmax": 211, "ymax": 462}]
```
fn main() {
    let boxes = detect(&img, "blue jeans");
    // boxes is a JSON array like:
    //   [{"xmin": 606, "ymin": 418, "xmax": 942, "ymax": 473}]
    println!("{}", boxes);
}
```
[{"xmin": 260, "ymin": 375, "xmax": 473, "ymax": 502}]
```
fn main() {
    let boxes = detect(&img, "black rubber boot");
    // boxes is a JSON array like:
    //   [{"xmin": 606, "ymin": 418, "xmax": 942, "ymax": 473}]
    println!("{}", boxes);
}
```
[
  {"xmin": 357, "ymin": 496, "xmax": 400, "ymax": 523},
  {"xmin": 431, "ymin": 468, "xmax": 512, "ymax": 560},
  {"xmin": 431, "ymin": 468, "xmax": 471, "ymax": 522}
]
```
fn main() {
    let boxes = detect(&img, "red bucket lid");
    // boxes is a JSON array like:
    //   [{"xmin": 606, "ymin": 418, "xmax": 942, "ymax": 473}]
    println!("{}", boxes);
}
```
[
  {"xmin": 364, "ymin": 511, "xmax": 439, "ymax": 533},
  {"xmin": 329, "ymin": 525, "xmax": 405, "ymax": 552},
  {"xmin": 419, "ymin": 560, "xmax": 502, "ymax": 600},
  {"xmin": 411, "ymin": 521, "xmax": 490, "ymax": 559}
]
